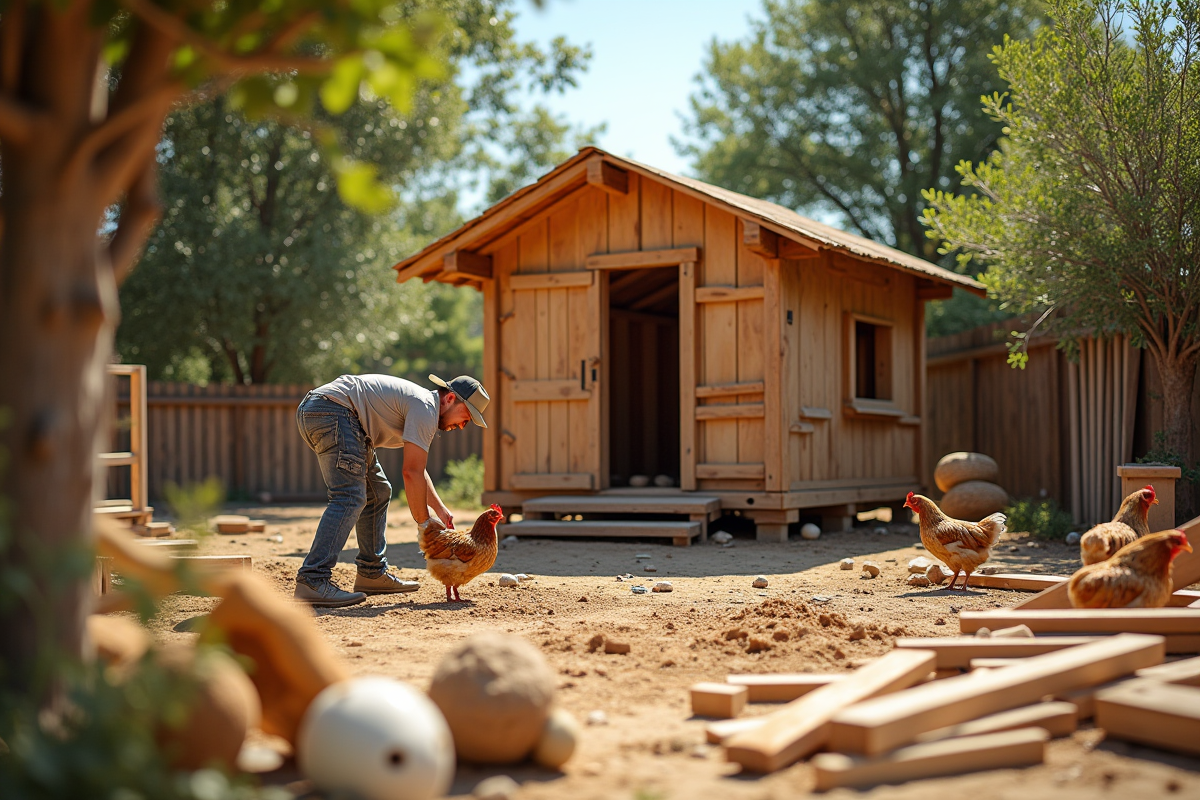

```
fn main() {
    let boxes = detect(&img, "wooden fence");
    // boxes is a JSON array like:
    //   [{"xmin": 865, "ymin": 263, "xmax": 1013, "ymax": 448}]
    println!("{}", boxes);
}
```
[
  {"xmin": 925, "ymin": 322, "xmax": 1199, "ymax": 525},
  {"xmin": 104, "ymin": 382, "xmax": 483, "ymax": 503}
]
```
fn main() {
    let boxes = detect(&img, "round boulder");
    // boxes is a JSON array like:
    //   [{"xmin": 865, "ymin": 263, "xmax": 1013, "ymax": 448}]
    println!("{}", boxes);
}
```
[
  {"xmin": 939, "ymin": 480, "xmax": 1009, "ymax": 521},
  {"xmin": 428, "ymin": 632, "xmax": 555, "ymax": 764},
  {"xmin": 934, "ymin": 452, "xmax": 1000, "ymax": 493}
]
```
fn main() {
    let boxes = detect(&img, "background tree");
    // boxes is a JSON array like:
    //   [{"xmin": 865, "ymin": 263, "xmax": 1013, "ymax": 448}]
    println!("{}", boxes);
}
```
[
  {"xmin": 924, "ymin": 0, "xmax": 1200, "ymax": 512},
  {"xmin": 0, "ymin": 0, "xmax": 471, "ymax": 696}
]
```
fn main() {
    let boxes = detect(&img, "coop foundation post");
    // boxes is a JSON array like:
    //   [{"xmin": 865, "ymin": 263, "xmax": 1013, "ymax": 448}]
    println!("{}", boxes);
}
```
[
  {"xmin": 1117, "ymin": 464, "xmax": 1181, "ymax": 531},
  {"xmin": 746, "ymin": 509, "xmax": 798, "ymax": 543},
  {"xmin": 816, "ymin": 504, "xmax": 856, "ymax": 532}
]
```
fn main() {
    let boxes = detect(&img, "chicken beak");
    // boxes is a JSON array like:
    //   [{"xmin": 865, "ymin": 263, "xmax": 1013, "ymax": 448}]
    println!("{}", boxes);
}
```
[
  {"xmin": 1184, "ymin": 541, "xmax": 1193, "ymax": 553},
  {"xmin": 1153, "ymin": 497, "xmax": 1160, "ymax": 505}
]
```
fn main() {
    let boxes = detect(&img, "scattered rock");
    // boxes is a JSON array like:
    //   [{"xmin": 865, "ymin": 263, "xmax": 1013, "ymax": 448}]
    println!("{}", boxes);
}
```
[
  {"xmin": 975, "ymin": 627, "xmax": 992, "ymax": 638},
  {"xmin": 516, "ymin": 574, "xmax": 533, "ymax": 582},
  {"xmin": 631, "ymin": 586, "xmax": 649, "ymax": 595},
  {"xmin": 914, "ymin": 542, "xmax": 925, "ymax": 550},
  {"xmin": 586, "ymin": 634, "xmax": 605, "ymax": 653},
  {"xmin": 691, "ymin": 745, "xmax": 709, "ymax": 759},
  {"xmin": 604, "ymin": 640, "xmax": 631, "ymax": 655},
  {"xmin": 906, "ymin": 574, "xmax": 931, "ymax": 588},
  {"xmin": 577, "ymin": 596, "xmax": 588, "ymax": 603},
  {"xmin": 652, "ymin": 581, "xmax": 673, "ymax": 593},
  {"xmin": 934, "ymin": 618, "xmax": 946, "ymax": 626},
  {"xmin": 908, "ymin": 557, "xmax": 933, "ymax": 574},
  {"xmin": 653, "ymin": 474, "xmax": 675, "ymax": 488},
  {"xmin": 628, "ymin": 475, "xmax": 650, "ymax": 487},
  {"xmin": 347, "ymin": 640, "xmax": 363, "ymax": 648},
  {"xmin": 498, "ymin": 574, "xmax": 519, "ymax": 587},
  {"xmin": 586, "ymin": 710, "xmax": 608, "ymax": 726},
  {"xmin": 977, "ymin": 565, "xmax": 1004, "ymax": 575},
  {"xmin": 474, "ymin": 775, "xmax": 519, "ymax": 800},
  {"xmin": 635, "ymin": 553, "xmax": 652, "ymax": 559},
  {"xmin": 925, "ymin": 564, "xmax": 950, "ymax": 585},
  {"xmin": 745, "ymin": 637, "xmax": 773, "ymax": 653},
  {"xmin": 1066, "ymin": 531, "xmax": 1082, "ymax": 546},
  {"xmin": 712, "ymin": 531, "xmax": 733, "ymax": 544},
  {"xmin": 935, "ymin": 451, "xmax": 1001, "ymax": 493},
  {"xmin": 991, "ymin": 624, "xmax": 1034, "ymax": 639},
  {"xmin": 839, "ymin": 558, "xmax": 855, "ymax": 570},
  {"xmin": 800, "ymin": 523, "xmax": 821, "ymax": 540},
  {"xmin": 873, "ymin": 527, "xmax": 889, "ymax": 536},
  {"xmin": 941, "ymin": 480, "xmax": 1009, "ymax": 521},
  {"xmin": 268, "ymin": 534, "xmax": 283, "ymax": 543},
  {"xmin": 501, "ymin": 535, "xmax": 519, "ymax": 546},
  {"xmin": 644, "ymin": 565, "xmax": 657, "ymax": 573},
  {"xmin": 532, "ymin": 708, "xmax": 579, "ymax": 769},
  {"xmin": 861, "ymin": 562, "xmax": 880, "ymax": 578},
  {"xmin": 752, "ymin": 576, "xmax": 769, "ymax": 589},
  {"xmin": 848, "ymin": 625, "xmax": 866, "ymax": 641},
  {"xmin": 772, "ymin": 630, "xmax": 790, "ymax": 642},
  {"xmin": 811, "ymin": 595, "xmax": 832, "ymax": 603}
]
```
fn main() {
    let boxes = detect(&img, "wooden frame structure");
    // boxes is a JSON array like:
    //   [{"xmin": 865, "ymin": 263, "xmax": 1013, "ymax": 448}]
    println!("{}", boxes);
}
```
[
  {"xmin": 393, "ymin": 149, "xmax": 983, "ymax": 540},
  {"xmin": 96, "ymin": 363, "xmax": 151, "ymax": 525}
]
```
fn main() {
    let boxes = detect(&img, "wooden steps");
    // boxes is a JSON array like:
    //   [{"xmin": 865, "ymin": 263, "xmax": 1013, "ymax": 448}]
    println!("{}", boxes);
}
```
[
  {"xmin": 497, "ymin": 519, "xmax": 703, "ymax": 547},
  {"xmin": 518, "ymin": 493, "xmax": 720, "ymax": 542}
]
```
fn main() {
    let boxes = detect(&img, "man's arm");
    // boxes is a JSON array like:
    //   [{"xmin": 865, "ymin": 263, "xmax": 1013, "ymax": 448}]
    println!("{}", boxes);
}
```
[
  {"xmin": 425, "ymin": 471, "xmax": 454, "ymax": 529},
  {"xmin": 402, "ymin": 445, "xmax": 430, "ymax": 524}
]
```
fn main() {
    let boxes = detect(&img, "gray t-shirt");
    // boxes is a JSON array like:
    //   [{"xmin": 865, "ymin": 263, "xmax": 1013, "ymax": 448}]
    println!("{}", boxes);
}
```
[{"xmin": 315, "ymin": 374, "xmax": 438, "ymax": 451}]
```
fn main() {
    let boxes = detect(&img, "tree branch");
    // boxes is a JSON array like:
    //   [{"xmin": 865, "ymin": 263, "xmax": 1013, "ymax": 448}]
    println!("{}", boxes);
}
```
[
  {"xmin": 0, "ymin": 91, "xmax": 42, "ymax": 144},
  {"xmin": 108, "ymin": 160, "xmax": 162, "ymax": 285},
  {"xmin": 0, "ymin": 0, "xmax": 27, "ymax": 94}
]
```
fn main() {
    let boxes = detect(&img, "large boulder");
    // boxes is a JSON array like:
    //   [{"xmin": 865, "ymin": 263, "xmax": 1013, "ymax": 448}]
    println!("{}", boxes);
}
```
[
  {"xmin": 935, "ymin": 452, "xmax": 1000, "ymax": 493},
  {"xmin": 940, "ymin": 480, "xmax": 1009, "ymax": 521}
]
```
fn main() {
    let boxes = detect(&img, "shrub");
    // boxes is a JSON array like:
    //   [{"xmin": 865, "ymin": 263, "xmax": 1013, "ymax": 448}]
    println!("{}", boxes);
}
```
[
  {"xmin": 441, "ymin": 454, "xmax": 484, "ymax": 510},
  {"xmin": 1004, "ymin": 497, "xmax": 1075, "ymax": 541}
]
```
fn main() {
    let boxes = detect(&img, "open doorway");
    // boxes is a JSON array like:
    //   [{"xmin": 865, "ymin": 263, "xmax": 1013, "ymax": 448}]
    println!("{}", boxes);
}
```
[{"xmin": 607, "ymin": 267, "xmax": 680, "ymax": 488}]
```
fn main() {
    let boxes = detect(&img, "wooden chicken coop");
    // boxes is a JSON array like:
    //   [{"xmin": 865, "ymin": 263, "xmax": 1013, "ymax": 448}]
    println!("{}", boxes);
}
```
[{"xmin": 393, "ymin": 148, "xmax": 984, "ymax": 542}]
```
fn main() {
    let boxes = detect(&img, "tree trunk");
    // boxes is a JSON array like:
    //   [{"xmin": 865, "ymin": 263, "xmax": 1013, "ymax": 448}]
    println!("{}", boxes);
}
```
[{"xmin": 1157, "ymin": 351, "xmax": 1200, "ymax": 520}]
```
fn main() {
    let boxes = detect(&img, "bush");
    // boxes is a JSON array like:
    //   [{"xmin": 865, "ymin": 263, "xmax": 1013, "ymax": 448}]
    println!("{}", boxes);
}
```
[
  {"xmin": 441, "ymin": 454, "xmax": 484, "ymax": 510},
  {"xmin": 1004, "ymin": 497, "xmax": 1075, "ymax": 541}
]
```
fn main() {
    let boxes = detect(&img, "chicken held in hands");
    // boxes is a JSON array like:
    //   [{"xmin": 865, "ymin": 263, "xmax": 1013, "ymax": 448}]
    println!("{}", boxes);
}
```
[
  {"xmin": 1068, "ymin": 529, "xmax": 1191, "ymax": 608},
  {"xmin": 418, "ymin": 504, "xmax": 503, "ymax": 602},
  {"xmin": 1079, "ymin": 485, "xmax": 1157, "ymax": 565},
  {"xmin": 903, "ymin": 492, "xmax": 1007, "ymax": 591}
]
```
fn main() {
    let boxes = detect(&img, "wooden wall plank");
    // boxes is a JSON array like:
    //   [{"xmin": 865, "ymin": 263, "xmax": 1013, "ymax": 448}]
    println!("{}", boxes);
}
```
[
  {"xmin": 675, "ymin": 190, "xmax": 706, "ymax": 488},
  {"xmin": 736, "ymin": 218, "xmax": 766, "ymax": 475},
  {"xmin": 702, "ymin": 206, "xmax": 739, "ymax": 468},
  {"xmin": 641, "ymin": 176, "xmax": 673, "ymax": 249},
  {"xmin": 609, "ymin": 172, "xmax": 640, "ymax": 252}
]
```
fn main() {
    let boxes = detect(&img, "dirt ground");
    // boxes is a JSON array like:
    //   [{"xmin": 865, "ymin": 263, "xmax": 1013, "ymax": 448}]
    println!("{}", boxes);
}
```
[{"xmin": 139, "ymin": 502, "xmax": 1200, "ymax": 800}]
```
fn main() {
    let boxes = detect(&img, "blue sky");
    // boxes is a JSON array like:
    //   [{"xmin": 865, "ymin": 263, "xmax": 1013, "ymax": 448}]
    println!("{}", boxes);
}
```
[{"xmin": 511, "ymin": 0, "xmax": 763, "ymax": 177}]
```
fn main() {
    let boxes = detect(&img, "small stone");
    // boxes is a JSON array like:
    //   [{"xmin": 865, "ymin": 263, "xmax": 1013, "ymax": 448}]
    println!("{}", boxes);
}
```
[
  {"xmin": 908, "ymin": 556, "xmax": 933, "ymax": 574},
  {"xmin": 501, "ymin": 535, "xmax": 519, "ymax": 546},
  {"xmin": 925, "ymin": 564, "xmax": 950, "ymax": 585},
  {"xmin": 906, "ymin": 574, "xmax": 931, "ymax": 588},
  {"xmin": 840, "ymin": 558, "xmax": 855, "ymax": 570},
  {"xmin": 631, "ymin": 585, "xmax": 649, "ymax": 594},
  {"xmin": 914, "ymin": 542, "xmax": 925, "ymax": 549},
  {"xmin": 800, "ymin": 523, "xmax": 821, "ymax": 540},
  {"xmin": 934, "ymin": 618, "xmax": 946, "ymax": 626},
  {"xmin": 977, "ymin": 565, "xmax": 1004, "ymax": 575},
  {"xmin": 848, "ymin": 625, "xmax": 866, "ymax": 641},
  {"xmin": 975, "ymin": 627, "xmax": 992, "ymax": 638},
  {"xmin": 1066, "ymin": 531, "xmax": 1082, "ymax": 545},
  {"xmin": 474, "ymin": 775, "xmax": 519, "ymax": 800},
  {"xmin": 811, "ymin": 595, "xmax": 832, "ymax": 603},
  {"xmin": 644, "ymin": 565, "xmax": 657, "ymax": 573},
  {"xmin": 653, "ymin": 474, "xmax": 675, "ymax": 487},
  {"xmin": 587, "ymin": 634, "xmax": 606, "ymax": 652},
  {"xmin": 745, "ymin": 637, "xmax": 772, "ymax": 653},
  {"xmin": 578, "ymin": 596, "xmax": 588, "ymax": 602},
  {"xmin": 752, "ymin": 576, "xmax": 769, "ymax": 588},
  {"xmin": 991, "ymin": 624, "xmax": 1034, "ymax": 639},
  {"xmin": 652, "ymin": 581, "xmax": 673, "ymax": 593},
  {"xmin": 712, "ymin": 531, "xmax": 733, "ymax": 544},
  {"xmin": 772, "ymin": 629, "xmax": 790, "ymax": 642},
  {"xmin": 604, "ymin": 639, "xmax": 631, "ymax": 655},
  {"xmin": 861, "ymin": 561, "xmax": 880, "ymax": 578},
  {"xmin": 268, "ymin": 534, "xmax": 283, "ymax": 543},
  {"xmin": 587, "ymin": 711, "xmax": 608, "ymax": 727},
  {"xmin": 874, "ymin": 527, "xmax": 889, "ymax": 535},
  {"xmin": 498, "ymin": 573, "xmax": 520, "ymax": 587},
  {"xmin": 635, "ymin": 553, "xmax": 652, "ymax": 559},
  {"xmin": 347, "ymin": 640, "xmax": 363, "ymax": 647},
  {"xmin": 516, "ymin": 573, "xmax": 533, "ymax": 582},
  {"xmin": 691, "ymin": 744, "xmax": 709, "ymax": 759}
]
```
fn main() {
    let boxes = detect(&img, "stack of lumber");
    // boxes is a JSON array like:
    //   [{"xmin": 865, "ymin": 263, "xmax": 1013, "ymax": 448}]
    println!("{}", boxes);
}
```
[{"xmin": 211, "ymin": 514, "xmax": 267, "ymax": 534}]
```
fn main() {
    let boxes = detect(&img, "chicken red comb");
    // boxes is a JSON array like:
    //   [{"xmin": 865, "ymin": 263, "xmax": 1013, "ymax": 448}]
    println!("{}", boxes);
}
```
[
  {"xmin": 1143, "ymin": 485, "xmax": 1156, "ymax": 500},
  {"xmin": 906, "ymin": 491, "xmax": 915, "ymax": 503},
  {"xmin": 490, "ymin": 503, "xmax": 503, "ymax": 513}
]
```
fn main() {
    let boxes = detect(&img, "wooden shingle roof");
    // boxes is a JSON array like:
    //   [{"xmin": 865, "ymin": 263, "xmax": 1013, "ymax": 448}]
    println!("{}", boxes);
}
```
[{"xmin": 392, "ymin": 147, "xmax": 985, "ymax": 296}]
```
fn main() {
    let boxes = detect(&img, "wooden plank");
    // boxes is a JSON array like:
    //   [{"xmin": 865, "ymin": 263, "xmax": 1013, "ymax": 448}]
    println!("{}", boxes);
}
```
[
  {"xmin": 498, "ymin": 520, "xmax": 700, "ymax": 540},
  {"xmin": 586, "ymin": 247, "xmax": 699, "ymax": 271},
  {"xmin": 723, "ymin": 648, "xmax": 937, "ymax": 773},
  {"xmin": 762, "ymin": 258, "xmax": 783, "ymax": 492},
  {"xmin": 680, "ymin": 260, "xmax": 698, "ymax": 491},
  {"xmin": 483, "ymin": 278, "xmax": 499, "ymax": 492},
  {"xmin": 696, "ymin": 463, "xmax": 765, "ymax": 480},
  {"xmin": 736, "ymin": 221, "xmax": 767, "ymax": 486},
  {"xmin": 443, "ymin": 249, "xmax": 492, "ymax": 278},
  {"xmin": 742, "ymin": 219, "xmax": 778, "ymax": 258},
  {"xmin": 169, "ymin": 554, "xmax": 253, "ymax": 572},
  {"xmin": 1095, "ymin": 679, "xmax": 1200, "ymax": 755},
  {"xmin": 799, "ymin": 405, "xmax": 833, "ymax": 419},
  {"xmin": 968, "ymin": 573, "xmax": 1069, "ymax": 592},
  {"xmin": 585, "ymin": 156, "xmax": 628, "ymax": 194},
  {"xmin": 726, "ymin": 674, "xmax": 843, "ymax": 703},
  {"xmin": 829, "ymin": 634, "xmax": 1165, "ymax": 755},
  {"xmin": 915, "ymin": 701, "xmax": 1078, "ymax": 742},
  {"xmin": 812, "ymin": 729, "xmax": 1047, "ymax": 792},
  {"xmin": 960, "ymin": 609, "xmax": 1200, "ymax": 636},
  {"xmin": 509, "ymin": 270, "xmax": 593, "ymax": 290},
  {"xmin": 509, "ymin": 472, "xmax": 593, "ymax": 490},
  {"xmin": 690, "ymin": 683, "xmax": 748, "ymax": 718},
  {"xmin": 509, "ymin": 380, "xmax": 590, "ymax": 403},
  {"xmin": 895, "ymin": 637, "xmax": 1105, "ymax": 670},
  {"xmin": 694, "ymin": 285, "xmax": 765, "ymax": 303},
  {"xmin": 706, "ymin": 716, "xmax": 770, "ymax": 745},
  {"xmin": 1136, "ymin": 656, "xmax": 1200, "ymax": 685},
  {"xmin": 694, "ymin": 403, "xmax": 764, "ymax": 421},
  {"xmin": 702, "ymin": 207, "xmax": 740, "ymax": 475},
  {"xmin": 577, "ymin": 187, "xmax": 607, "ymax": 490},
  {"xmin": 695, "ymin": 381, "xmax": 765, "ymax": 399}
]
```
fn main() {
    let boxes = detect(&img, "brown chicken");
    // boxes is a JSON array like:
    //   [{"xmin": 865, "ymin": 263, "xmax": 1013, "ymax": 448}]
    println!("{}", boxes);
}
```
[
  {"xmin": 1079, "ymin": 485, "xmax": 1158, "ymax": 565},
  {"xmin": 903, "ymin": 491, "xmax": 1007, "ymax": 590},
  {"xmin": 1068, "ymin": 529, "xmax": 1191, "ymax": 608},
  {"xmin": 418, "ymin": 504, "xmax": 503, "ymax": 602}
]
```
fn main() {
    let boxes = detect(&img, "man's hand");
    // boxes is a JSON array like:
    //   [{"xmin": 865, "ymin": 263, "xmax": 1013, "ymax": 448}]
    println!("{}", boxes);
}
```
[{"xmin": 431, "ymin": 502, "xmax": 454, "ymax": 530}]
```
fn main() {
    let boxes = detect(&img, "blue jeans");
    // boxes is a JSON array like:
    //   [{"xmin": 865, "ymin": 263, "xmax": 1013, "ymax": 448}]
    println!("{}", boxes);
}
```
[{"xmin": 295, "ymin": 393, "xmax": 392, "ymax": 585}]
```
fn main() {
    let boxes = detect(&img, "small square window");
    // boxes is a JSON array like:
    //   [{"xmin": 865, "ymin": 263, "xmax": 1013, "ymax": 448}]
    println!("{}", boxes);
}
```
[{"xmin": 845, "ymin": 313, "xmax": 894, "ymax": 403}]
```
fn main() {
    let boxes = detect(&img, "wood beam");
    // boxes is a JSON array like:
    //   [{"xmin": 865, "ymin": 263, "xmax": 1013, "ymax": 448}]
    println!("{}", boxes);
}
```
[
  {"xmin": 1095, "ymin": 679, "xmax": 1200, "ymax": 756},
  {"xmin": 694, "ymin": 285, "xmax": 765, "ymax": 303},
  {"xmin": 628, "ymin": 281, "xmax": 679, "ymax": 312},
  {"xmin": 443, "ymin": 249, "xmax": 492, "ymax": 279},
  {"xmin": 587, "ymin": 247, "xmax": 700, "ymax": 270},
  {"xmin": 726, "ymin": 674, "xmax": 843, "ymax": 703},
  {"xmin": 586, "ymin": 156, "xmax": 629, "ymax": 194},
  {"xmin": 742, "ymin": 219, "xmax": 778, "ymax": 258},
  {"xmin": 959, "ymin": 609, "xmax": 1200, "ymax": 636},
  {"xmin": 779, "ymin": 238, "xmax": 821, "ymax": 259}
]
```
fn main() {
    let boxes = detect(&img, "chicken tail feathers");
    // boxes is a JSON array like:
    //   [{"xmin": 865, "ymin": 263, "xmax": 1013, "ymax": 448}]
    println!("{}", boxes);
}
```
[{"xmin": 978, "ymin": 512, "xmax": 1007, "ymax": 545}]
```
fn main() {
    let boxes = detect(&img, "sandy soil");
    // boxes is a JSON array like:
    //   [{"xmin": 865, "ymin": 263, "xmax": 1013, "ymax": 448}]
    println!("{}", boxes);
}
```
[{"xmin": 139, "ymin": 502, "xmax": 1200, "ymax": 800}]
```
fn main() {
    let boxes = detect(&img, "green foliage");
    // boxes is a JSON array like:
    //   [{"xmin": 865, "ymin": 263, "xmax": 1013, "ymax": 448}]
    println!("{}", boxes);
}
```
[
  {"xmin": 1004, "ymin": 497, "xmax": 1076, "ymax": 540},
  {"xmin": 116, "ymin": 0, "xmax": 592, "ymax": 385},
  {"xmin": 164, "ymin": 477, "xmax": 226, "ymax": 537},
  {"xmin": 1137, "ymin": 432, "xmax": 1200, "ymax": 486},
  {"xmin": 679, "ymin": 0, "xmax": 1045, "ymax": 258},
  {"xmin": 441, "ymin": 453, "xmax": 484, "ymax": 509},
  {"xmin": 926, "ymin": 288, "xmax": 1014, "ymax": 338}
]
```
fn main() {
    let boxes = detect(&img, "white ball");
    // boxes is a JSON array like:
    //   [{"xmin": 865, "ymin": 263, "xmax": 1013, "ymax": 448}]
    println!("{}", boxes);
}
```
[
  {"xmin": 800, "ymin": 523, "xmax": 821, "ymax": 540},
  {"xmin": 298, "ymin": 678, "xmax": 455, "ymax": 800}
]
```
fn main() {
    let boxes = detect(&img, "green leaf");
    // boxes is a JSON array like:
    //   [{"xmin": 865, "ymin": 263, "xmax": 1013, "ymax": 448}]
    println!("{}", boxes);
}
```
[
  {"xmin": 320, "ymin": 56, "xmax": 366, "ymax": 115},
  {"xmin": 334, "ymin": 159, "xmax": 394, "ymax": 214}
]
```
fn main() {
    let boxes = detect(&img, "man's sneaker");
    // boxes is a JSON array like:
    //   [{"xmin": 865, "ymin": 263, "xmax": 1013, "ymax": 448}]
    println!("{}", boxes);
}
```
[
  {"xmin": 354, "ymin": 570, "xmax": 421, "ymax": 594},
  {"xmin": 294, "ymin": 579, "xmax": 366, "ymax": 608}
]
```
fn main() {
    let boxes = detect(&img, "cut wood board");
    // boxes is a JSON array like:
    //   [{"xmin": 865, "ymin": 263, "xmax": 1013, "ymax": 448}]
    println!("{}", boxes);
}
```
[
  {"xmin": 1014, "ymin": 513, "xmax": 1200, "ymax": 609},
  {"xmin": 960, "ymin": 609, "xmax": 1200, "ymax": 636},
  {"xmin": 690, "ymin": 683, "xmax": 747, "ymax": 718},
  {"xmin": 1136, "ymin": 656, "xmax": 1200, "ymax": 685},
  {"xmin": 169, "ymin": 555, "xmax": 253, "ymax": 572},
  {"xmin": 134, "ymin": 539, "xmax": 198, "ymax": 551},
  {"xmin": 829, "ymin": 634, "xmax": 1165, "ymax": 755},
  {"xmin": 895, "ymin": 637, "xmax": 1101, "ymax": 669},
  {"xmin": 1053, "ymin": 679, "xmax": 1131, "ymax": 720},
  {"xmin": 812, "ymin": 728, "xmax": 1048, "ymax": 792},
  {"xmin": 1095, "ymin": 679, "xmax": 1200, "ymax": 756},
  {"xmin": 915, "ymin": 701, "xmax": 1077, "ymax": 742},
  {"xmin": 725, "ymin": 674, "xmax": 843, "ymax": 702},
  {"xmin": 969, "ymin": 658, "xmax": 1029, "ymax": 670},
  {"xmin": 705, "ymin": 716, "xmax": 768, "ymax": 745},
  {"xmin": 94, "ymin": 556, "xmax": 113, "ymax": 595},
  {"xmin": 723, "ymin": 648, "xmax": 937, "ymax": 773},
  {"xmin": 967, "ymin": 573, "xmax": 1067, "ymax": 591}
]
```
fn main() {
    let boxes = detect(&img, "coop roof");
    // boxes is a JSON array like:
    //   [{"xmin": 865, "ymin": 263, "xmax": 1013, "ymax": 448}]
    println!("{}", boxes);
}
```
[{"xmin": 392, "ymin": 147, "xmax": 985, "ymax": 296}]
